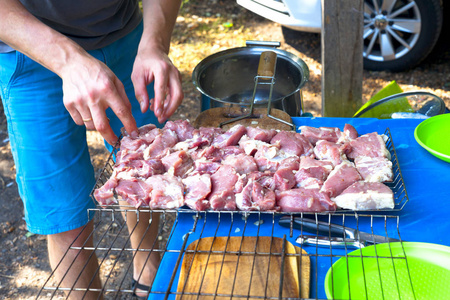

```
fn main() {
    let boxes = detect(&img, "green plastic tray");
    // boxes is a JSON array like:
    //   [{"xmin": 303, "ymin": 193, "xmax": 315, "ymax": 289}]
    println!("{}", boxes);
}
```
[
  {"xmin": 414, "ymin": 114, "xmax": 450, "ymax": 163},
  {"xmin": 325, "ymin": 242, "xmax": 450, "ymax": 299}
]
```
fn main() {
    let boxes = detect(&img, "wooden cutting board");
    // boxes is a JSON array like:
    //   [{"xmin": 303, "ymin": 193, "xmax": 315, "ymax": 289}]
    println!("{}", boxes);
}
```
[
  {"xmin": 176, "ymin": 236, "xmax": 310, "ymax": 299},
  {"xmin": 193, "ymin": 107, "xmax": 294, "ymax": 131}
]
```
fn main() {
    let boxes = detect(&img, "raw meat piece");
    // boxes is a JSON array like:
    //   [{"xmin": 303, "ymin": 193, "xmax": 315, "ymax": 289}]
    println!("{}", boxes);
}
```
[
  {"xmin": 253, "ymin": 144, "xmax": 297, "ymax": 172},
  {"xmin": 347, "ymin": 132, "xmax": 391, "ymax": 160},
  {"xmin": 235, "ymin": 179, "xmax": 254, "ymax": 210},
  {"xmin": 337, "ymin": 123, "xmax": 358, "ymax": 143},
  {"xmin": 252, "ymin": 171, "xmax": 276, "ymax": 190},
  {"xmin": 93, "ymin": 176, "xmax": 119, "ymax": 206},
  {"xmin": 299, "ymin": 156, "xmax": 333, "ymax": 180},
  {"xmin": 299, "ymin": 126, "xmax": 342, "ymax": 145},
  {"xmin": 333, "ymin": 181, "xmax": 394, "ymax": 210},
  {"xmin": 314, "ymin": 140, "xmax": 348, "ymax": 166},
  {"xmin": 221, "ymin": 146, "xmax": 245, "ymax": 157},
  {"xmin": 235, "ymin": 178, "xmax": 276, "ymax": 211},
  {"xmin": 164, "ymin": 120, "xmax": 195, "ymax": 141},
  {"xmin": 115, "ymin": 178, "xmax": 152, "ymax": 207},
  {"xmin": 94, "ymin": 165, "xmax": 159, "ymax": 207},
  {"xmin": 193, "ymin": 160, "xmax": 222, "ymax": 175},
  {"xmin": 208, "ymin": 165, "xmax": 239, "ymax": 211},
  {"xmin": 172, "ymin": 132, "xmax": 211, "ymax": 151},
  {"xmin": 161, "ymin": 150, "xmax": 194, "ymax": 178},
  {"xmin": 138, "ymin": 126, "xmax": 161, "ymax": 144},
  {"xmin": 115, "ymin": 149, "xmax": 165, "ymax": 178},
  {"xmin": 295, "ymin": 169, "xmax": 324, "ymax": 189},
  {"xmin": 276, "ymin": 188, "xmax": 336, "ymax": 212},
  {"xmin": 237, "ymin": 171, "xmax": 276, "ymax": 192},
  {"xmin": 194, "ymin": 145, "xmax": 244, "ymax": 162},
  {"xmin": 250, "ymin": 181, "xmax": 276, "ymax": 210},
  {"xmin": 119, "ymin": 135, "xmax": 148, "ymax": 152},
  {"xmin": 270, "ymin": 131, "xmax": 314, "ymax": 157},
  {"xmin": 279, "ymin": 156, "xmax": 300, "ymax": 170},
  {"xmin": 192, "ymin": 146, "xmax": 221, "ymax": 162},
  {"xmin": 115, "ymin": 149, "xmax": 144, "ymax": 166},
  {"xmin": 235, "ymin": 173, "xmax": 248, "ymax": 194},
  {"xmin": 195, "ymin": 127, "xmax": 224, "ymax": 143},
  {"xmin": 238, "ymin": 135, "xmax": 270, "ymax": 156},
  {"xmin": 120, "ymin": 126, "xmax": 161, "ymax": 151},
  {"xmin": 354, "ymin": 156, "xmax": 393, "ymax": 182},
  {"xmin": 118, "ymin": 158, "xmax": 165, "ymax": 178},
  {"xmin": 182, "ymin": 174, "xmax": 211, "ymax": 211},
  {"xmin": 212, "ymin": 124, "xmax": 247, "ymax": 148},
  {"xmin": 273, "ymin": 157, "xmax": 299, "ymax": 191},
  {"xmin": 143, "ymin": 129, "xmax": 178, "ymax": 159},
  {"xmin": 245, "ymin": 127, "xmax": 278, "ymax": 142},
  {"xmin": 112, "ymin": 168, "xmax": 154, "ymax": 207},
  {"xmin": 137, "ymin": 123, "xmax": 157, "ymax": 136},
  {"xmin": 320, "ymin": 161, "xmax": 362, "ymax": 198},
  {"xmin": 222, "ymin": 153, "xmax": 258, "ymax": 175},
  {"xmin": 146, "ymin": 175, "xmax": 185, "ymax": 209},
  {"xmin": 274, "ymin": 167, "xmax": 296, "ymax": 191}
]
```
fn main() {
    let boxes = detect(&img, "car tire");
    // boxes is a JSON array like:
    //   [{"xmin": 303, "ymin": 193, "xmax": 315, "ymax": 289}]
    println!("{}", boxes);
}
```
[{"xmin": 363, "ymin": 0, "xmax": 443, "ymax": 72}]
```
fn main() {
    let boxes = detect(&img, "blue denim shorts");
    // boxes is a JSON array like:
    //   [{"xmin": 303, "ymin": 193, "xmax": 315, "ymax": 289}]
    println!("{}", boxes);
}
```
[{"xmin": 0, "ymin": 22, "xmax": 159, "ymax": 235}]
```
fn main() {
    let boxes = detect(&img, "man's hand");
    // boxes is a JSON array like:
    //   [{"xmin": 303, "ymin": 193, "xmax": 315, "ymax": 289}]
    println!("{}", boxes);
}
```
[
  {"xmin": 0, "ymin": 0, "xmax": 140, "ymax": 146},
  {"xmin": 136, "ymin": 0, "xmax": 184, "ymax": 124},
  {"xmin": 131, "ymin": 46, "xmax": 183, "ymax": 124},
  {"xmin": 61, "ymin": 56, "xmax": 138, "ymax": 145}
]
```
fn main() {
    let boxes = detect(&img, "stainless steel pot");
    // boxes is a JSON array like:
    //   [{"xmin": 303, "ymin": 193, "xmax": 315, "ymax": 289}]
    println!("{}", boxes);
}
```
[{"xmin": 192, "ymin": 41, "xmax": 309, "ymax": 116}]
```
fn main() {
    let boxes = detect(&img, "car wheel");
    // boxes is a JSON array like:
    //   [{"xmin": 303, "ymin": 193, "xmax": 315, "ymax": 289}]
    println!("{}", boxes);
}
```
[{"xmin": 363, "ymin": 0, "xmax": 443, "ymax": 72}]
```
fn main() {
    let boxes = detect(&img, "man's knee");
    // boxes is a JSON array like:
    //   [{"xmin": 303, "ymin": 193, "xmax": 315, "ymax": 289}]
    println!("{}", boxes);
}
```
[{"xmin": 48, "ymin": 221, "xmax": 94, "ymax": 248}]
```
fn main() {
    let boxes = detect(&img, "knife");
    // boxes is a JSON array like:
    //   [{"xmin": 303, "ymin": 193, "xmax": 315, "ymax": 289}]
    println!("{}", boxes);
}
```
[{"xmin": 278, "ymin": 215, "xmax": 401, "ymax": 248}]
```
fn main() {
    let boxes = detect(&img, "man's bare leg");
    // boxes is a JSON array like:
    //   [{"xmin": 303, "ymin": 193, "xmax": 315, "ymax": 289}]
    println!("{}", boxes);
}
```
[
  {"xmin": 120, "ymin": 203, "xmax": 161, "ymax": 297},
  {"xmin": 47, "ymin": 220, "xmax": 102, "ymax": 299}
]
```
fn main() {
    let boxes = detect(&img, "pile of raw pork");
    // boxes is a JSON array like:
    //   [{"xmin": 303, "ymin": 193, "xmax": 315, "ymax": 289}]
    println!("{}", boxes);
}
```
[{"xmin": 94, "ymin": 120, "xmax": 394, "ymax": 212}]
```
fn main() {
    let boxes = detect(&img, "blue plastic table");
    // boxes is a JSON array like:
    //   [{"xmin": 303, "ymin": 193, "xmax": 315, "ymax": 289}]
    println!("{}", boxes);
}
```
[{"xmin": 150, "ymin": 117, "xmax": 450, "ymax": 299}]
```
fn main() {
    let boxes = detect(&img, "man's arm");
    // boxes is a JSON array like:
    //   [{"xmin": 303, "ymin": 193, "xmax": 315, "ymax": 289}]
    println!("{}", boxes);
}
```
[
  {"xmin": 0, "ymin": 0, "xmax": 138, "ymax": 145},
  {"xmin": 132, "ymin": 0, "xmax": 184, "ymax": 123}
]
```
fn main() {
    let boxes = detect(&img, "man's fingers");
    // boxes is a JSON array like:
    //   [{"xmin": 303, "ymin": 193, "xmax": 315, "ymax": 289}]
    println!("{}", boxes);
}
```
[
  {"xmin": 90, "ymin": 109, "xmax": 119, "ymax": 146},
  {"xmin": 153, "ymin": 72, "xmax": 169, "ymax": 118},
  {"xmin": 66, "ymin": 106, "xmax": 84, "ymax": 125},
  {"xmin": 131, "ymin": 73, "xmax": 150, "ymax": 113},
  {"xmin": 111, "ymin": 78, "xmax": 138, "ymax": 136},
  {"xmin": 160, "ymin": 73, "xmax": 184, "ymax": 121},
  {"xmin": 65, "ymin": 99, "xmax": 96, "ymax": 129}
]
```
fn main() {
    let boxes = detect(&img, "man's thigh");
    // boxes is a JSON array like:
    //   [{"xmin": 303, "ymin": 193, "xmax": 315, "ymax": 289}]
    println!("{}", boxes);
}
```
[{"xmin": 0, "ymin": 51, "xmax": 96, "ymax": 235}]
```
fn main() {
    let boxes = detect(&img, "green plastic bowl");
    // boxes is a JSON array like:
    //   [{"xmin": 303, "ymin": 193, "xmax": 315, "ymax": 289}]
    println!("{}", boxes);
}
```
[
  {"xmin": 414, "ymin": 114, "xmax": 450, "ymax": 163},
  {"xmin": 325, "ymin": 242, "xmax": 450, "ymax": 299}
]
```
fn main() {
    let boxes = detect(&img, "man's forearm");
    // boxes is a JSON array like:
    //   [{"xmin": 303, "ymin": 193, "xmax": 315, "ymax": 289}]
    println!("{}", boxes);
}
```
[
  {"xmin": 0, "ymin": 0, "xmax": 90, "ymax": 78},
  {"xmin": 139, "ymin": 0, "xmax": 182, "ymax": 54}
]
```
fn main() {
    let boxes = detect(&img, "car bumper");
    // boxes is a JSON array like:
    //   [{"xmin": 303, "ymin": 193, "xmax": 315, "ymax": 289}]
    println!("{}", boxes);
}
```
[{"xmin": 237, "ymin": 0, "xmax": 322, "ymax": 33}]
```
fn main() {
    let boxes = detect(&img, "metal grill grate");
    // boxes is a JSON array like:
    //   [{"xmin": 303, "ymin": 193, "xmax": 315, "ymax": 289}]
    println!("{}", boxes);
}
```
[
  {"xmin": 37, "ymin": 127, "xmax": 411, "ymax": 299},
  {"xmin": 91, "ymin": 127, "xmax": 409, "ymax": 214},
  {"xmin": 38, "ymin": 210, "xmax": 413, "ymax": 299},
  {"xmin": 383, "ymin": 128, "xmax": 409, "ymax": 210}
]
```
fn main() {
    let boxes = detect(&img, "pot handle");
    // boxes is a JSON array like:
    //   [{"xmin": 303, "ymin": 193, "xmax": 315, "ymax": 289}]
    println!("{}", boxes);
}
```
[
  {"xmin": 257, "ymin": 51, "xmax": 277, "ymax": 78},
  {"xmin": 246, "ymin": 40, "xmax": 281, "ymax": 48}
]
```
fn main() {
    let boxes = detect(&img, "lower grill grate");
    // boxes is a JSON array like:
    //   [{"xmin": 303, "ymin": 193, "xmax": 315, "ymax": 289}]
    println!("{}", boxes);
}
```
[{"xmin": 38, "ymin": 210, "xmax": 412, "ymax": 299}]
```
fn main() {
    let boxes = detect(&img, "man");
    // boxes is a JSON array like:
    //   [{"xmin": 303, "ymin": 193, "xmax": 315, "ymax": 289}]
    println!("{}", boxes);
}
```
[{"xmin": 0, "ymin": 0, "xmax": 183, "ymax": 298}]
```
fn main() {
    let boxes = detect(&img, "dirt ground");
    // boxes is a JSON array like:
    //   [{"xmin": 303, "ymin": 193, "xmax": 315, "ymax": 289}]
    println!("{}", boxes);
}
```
[{"xmin": 0, "ymin": 0, "xmax": 449, "ymax": 299}]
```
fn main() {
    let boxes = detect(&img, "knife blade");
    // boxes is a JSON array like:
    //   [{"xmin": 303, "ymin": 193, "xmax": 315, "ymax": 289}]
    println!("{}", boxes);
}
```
[{"xmin": 279, "ymin": 216, "xmax": 400, "ymax": 248}]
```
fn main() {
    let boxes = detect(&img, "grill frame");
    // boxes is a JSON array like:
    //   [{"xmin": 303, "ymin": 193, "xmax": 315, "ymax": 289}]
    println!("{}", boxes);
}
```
[
  {"xmin": 37, "ymin": 127, "xmax": 411, "ymax": 299},
  {"xmin": 92, "ymin": 127, "xmax": 409, "ymax": 213},
  {"xmin": 37, "ymin": 210, "xmax": 410, "ymax": 299}
]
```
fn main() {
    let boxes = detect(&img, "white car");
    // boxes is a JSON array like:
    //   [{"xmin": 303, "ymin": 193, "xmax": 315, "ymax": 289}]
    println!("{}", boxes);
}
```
[{"xmin": 237, "ymin": 0, "xmax": 445, "ymax": 72}]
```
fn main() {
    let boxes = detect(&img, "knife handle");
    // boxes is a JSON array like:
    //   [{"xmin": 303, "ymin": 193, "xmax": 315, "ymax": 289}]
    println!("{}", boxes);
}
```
[
  {"xmin": 297, "ymin": 235, "xmax": 365, "ymax": 249},
  {"xmin": 279, "ymin": 216, "xmax": 356, "ymax": 239},
  {"xmin": 257, "ymin": 51, "xmax": 277, "ymax": 79}
]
